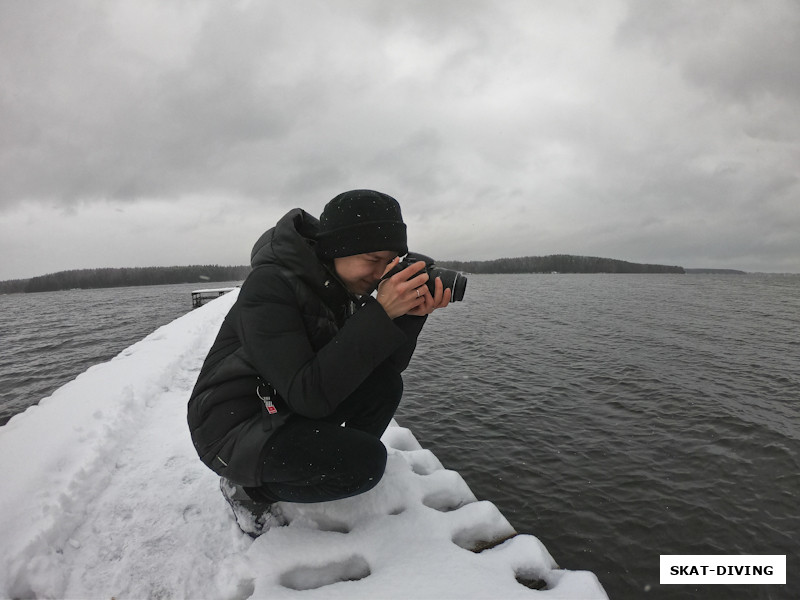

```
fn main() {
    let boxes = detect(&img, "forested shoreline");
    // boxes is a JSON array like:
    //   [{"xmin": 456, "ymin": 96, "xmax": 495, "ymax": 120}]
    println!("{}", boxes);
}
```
[
  {"xmin": 0, "ymin": 265, "xmax": 251, "ymax": 294},
  {"xmin": 0, "ymin": 255, "xmax": 686, "ymax": 294},
  {"xmin": 438, "ymin": 254, "xmax": 685, "ymax": 274}
]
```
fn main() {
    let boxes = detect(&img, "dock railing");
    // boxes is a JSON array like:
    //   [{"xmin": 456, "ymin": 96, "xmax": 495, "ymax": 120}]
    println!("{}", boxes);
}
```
[{"xmin": 191, "ymin": 287, "xmax": 237, "ymax": 308}]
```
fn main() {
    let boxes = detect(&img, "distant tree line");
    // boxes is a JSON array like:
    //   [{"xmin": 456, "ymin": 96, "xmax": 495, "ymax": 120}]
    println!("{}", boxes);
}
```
[
  {"xmin": 0, "ymin": 265, "xmax": 251, "ymax": 294},
  {"xmin": 683, "ymin": 268, "xmax": 745, "ymax": 274},
  {"xmin": 437, "ymin": 254, "xmax": 685, "ymax": 274},
  {"xmin": 0, "ymin": 255, "xmax": 687, "ymax": 295}
]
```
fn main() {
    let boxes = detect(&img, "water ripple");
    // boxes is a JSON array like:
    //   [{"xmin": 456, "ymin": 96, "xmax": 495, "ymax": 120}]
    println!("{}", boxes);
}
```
[
  {"xmin": 0, "ymin": 282, "xmax": 239, "ymax": 424},
  {"xmin": 399, "ymin": 273, "xmax": 800, "ymax": 599}
]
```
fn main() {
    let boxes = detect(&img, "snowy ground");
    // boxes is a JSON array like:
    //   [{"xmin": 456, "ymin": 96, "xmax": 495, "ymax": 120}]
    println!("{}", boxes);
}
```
[{"xmin": 0, "ymin": 291, "xmax": 606, "ymax": 599}]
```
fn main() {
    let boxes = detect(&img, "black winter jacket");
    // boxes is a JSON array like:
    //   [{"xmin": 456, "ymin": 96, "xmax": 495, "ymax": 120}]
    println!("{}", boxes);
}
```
[{"xmin": 187, "ymin": 209, "xmax": 426, "ymax": 486}]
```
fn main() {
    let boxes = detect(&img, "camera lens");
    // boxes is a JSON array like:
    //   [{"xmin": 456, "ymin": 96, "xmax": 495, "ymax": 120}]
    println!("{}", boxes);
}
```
[
  {"xmin": 451, "ymin": 272, "xmax": 467, "ymax": 301},
  {"xmin": 428, "ymin": 267, "xmax": 467, "ymax": 302}
]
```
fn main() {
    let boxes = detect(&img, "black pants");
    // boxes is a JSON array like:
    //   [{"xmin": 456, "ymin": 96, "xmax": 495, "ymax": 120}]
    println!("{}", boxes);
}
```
[{"xmin": 245, "ymin": 366, "xmax": 403, "ymax": 504}]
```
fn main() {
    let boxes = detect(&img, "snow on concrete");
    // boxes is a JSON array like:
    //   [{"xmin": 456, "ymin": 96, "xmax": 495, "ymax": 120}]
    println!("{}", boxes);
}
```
[{"xmin": 0, "ymin": 290, "xmax": 607, "ymax": 599}]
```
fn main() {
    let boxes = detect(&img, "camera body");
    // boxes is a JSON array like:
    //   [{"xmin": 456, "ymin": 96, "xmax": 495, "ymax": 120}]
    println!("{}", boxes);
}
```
[{"xmin": 382, "ymin": 252, "xmax": 467, "ymax": 302}]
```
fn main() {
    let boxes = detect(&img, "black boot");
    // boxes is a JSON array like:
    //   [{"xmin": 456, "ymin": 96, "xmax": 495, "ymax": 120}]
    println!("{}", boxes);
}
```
[{"xmin": 219, "ymin": 477, "xmax": 284, "ymax": 538}]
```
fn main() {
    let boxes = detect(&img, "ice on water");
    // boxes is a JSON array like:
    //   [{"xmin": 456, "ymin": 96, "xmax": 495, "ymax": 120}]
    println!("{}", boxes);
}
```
[{"xmin": 0, "ymin": 290, "xmax": 606, "ymax": 599}]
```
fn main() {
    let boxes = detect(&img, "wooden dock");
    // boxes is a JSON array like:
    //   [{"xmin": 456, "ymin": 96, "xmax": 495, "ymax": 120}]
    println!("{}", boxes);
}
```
[{"xmin": 191, "ymin": 287, "xmax": 236, "ymax": 308}]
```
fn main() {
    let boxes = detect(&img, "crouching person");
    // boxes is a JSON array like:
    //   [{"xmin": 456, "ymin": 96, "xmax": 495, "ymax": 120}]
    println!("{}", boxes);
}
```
[{"xmin": 187, "ymin": 190, "xmax": 451, "ymax": 537}]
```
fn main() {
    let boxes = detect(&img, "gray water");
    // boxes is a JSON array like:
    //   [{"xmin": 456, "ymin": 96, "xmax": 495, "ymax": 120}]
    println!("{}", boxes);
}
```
[
  {"xmin": 0, "ymin": 282, "xmax": 241, "ymax": 425},
  {"xmin": 1, "ymin": 275, "xmax": 798, "ymax": 599},
  {"xmin": 399, "ymin": 273, "xmax": 799, "ymax": 600}
]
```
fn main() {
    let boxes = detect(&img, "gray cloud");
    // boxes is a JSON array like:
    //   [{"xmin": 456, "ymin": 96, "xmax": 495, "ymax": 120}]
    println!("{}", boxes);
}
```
[
  {"xmin": 1, "ymin": 0, "xmax": 798, "ymax": 279},
  {"xmin": 618, "ymin": 1, "xmax": 800, "ymax": 104}
]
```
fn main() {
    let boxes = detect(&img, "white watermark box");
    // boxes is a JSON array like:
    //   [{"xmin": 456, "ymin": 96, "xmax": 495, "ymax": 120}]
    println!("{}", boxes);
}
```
[{"xmin": 661, "ymin": 555, "xmax": 786, "ymax": 585}]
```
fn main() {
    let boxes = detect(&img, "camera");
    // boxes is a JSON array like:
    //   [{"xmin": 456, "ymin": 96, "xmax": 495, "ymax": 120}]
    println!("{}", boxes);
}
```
[{"xmin": 382, "ymin": 252, "xmax": 467, "ymax": 302}]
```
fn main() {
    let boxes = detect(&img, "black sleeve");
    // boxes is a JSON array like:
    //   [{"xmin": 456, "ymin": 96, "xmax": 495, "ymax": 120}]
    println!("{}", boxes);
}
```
[
  {"xmin": 384, "ymin": 314, "xmax": 427, "ymax": 371},
  {"xmin": 232, "ymin": 267, "xmax": 409, "ymax": 419}
]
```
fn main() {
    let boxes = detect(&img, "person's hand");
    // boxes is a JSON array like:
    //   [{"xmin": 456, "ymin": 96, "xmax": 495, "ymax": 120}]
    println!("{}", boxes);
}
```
[
  {"xmin": 376, "ymin": 259, "xmax": 452, "ymax": 318},
  {"xmin": 376, "ymin": 259, "xmax": 430, "ymax": 319},
  {"xmin": 406, "ymin": 274, "xmax": 451, "ymax": 316}
]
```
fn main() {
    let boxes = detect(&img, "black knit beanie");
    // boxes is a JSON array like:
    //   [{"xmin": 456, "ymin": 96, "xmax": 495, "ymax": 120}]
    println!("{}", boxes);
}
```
[{"xmin": 316, "ymin": 190, "xmax": 408, "ymax": 259}]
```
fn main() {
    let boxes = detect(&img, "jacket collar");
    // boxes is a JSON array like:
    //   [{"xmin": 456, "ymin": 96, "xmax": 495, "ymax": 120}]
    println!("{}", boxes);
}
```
[{"xmin": 251, "ymin": 208, "xmax": 356, "ymax": 313}]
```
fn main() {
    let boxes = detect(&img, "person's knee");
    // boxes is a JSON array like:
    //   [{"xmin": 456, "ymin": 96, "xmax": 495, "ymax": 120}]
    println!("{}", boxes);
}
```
[
  {"xmin": 363, "ymin": 367, "xmax": 403, "ymax": 409},
  {"xmin": 383, "ymin": 367, "xmax": 403, "ymax": 396},
  {"xmin": 366, "ymin": 364, "xmax": 402, "ymax": 391},
  {"xmin": 363, "ymin": 437, "xmax": 388, "ymax": 478},
  {"xmin": 352, "ymin": 439, "xmax": 388, "ymax": 495}
]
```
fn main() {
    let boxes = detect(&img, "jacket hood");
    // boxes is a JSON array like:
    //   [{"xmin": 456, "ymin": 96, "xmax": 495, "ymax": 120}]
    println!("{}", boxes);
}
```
[{"xmin": 250, "ymin": 209, "xmax": 337, "ymax": 295}]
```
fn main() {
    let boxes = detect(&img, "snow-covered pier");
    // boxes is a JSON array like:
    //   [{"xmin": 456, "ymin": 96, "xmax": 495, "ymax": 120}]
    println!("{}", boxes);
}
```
[{"xmin": 0, "ymin": 291, "xmax": 606, "ymax": 599}]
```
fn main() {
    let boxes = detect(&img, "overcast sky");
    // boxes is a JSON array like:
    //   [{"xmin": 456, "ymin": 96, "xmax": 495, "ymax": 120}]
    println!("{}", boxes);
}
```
[{"xmin": 1, "ymin": 0, "xmax": 798, "ymax": 280}]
